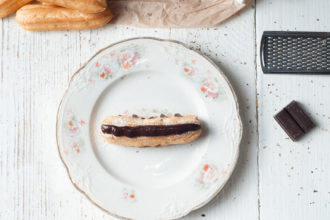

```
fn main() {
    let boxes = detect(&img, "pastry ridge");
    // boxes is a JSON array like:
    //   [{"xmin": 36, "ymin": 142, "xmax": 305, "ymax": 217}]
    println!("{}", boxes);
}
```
[
  {"xmin": 38, "ymin": 0, "xmax": 107, "ymax": 13},
  {"xmin": 16, "ymin": 4, "xmax": 114, "ymax": 30}
]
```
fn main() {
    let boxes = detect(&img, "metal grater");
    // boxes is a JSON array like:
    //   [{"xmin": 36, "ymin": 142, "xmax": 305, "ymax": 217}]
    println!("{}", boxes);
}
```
[{"xmin": 260, "ymin": 31, "xmax": 330, "ymax": 74}]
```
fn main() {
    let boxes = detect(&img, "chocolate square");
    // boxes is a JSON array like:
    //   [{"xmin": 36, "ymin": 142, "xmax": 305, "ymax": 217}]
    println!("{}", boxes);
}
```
[
  {"xmin": 274, "ymin": 109, "xmax": 305, "ymax": 141},
  {"xmin": 274, "ymin": 101, "xmax": 315, "ymax": 141},
  {"xmin": 285, "ymin": 101, "xmax": 315, "ymax": 133}
]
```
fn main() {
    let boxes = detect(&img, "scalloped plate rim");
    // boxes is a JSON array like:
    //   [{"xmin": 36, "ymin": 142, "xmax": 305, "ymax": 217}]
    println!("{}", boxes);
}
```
[{"xmin": 56, "ymin": 37, "xmax": 243, "ymax": 220}]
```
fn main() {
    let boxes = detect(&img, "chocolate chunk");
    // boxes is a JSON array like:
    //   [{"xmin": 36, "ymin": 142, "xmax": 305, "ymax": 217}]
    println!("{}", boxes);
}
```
[
  {"xmin": 160, "ymin": 114, "xmax": 166, "ymax": 118},
  {"xmin": 132, "ymin": 114, "xmax": 138, "ymax": 118},
  {"xmin": 174, "ymin": 113, "xmax": 182, "ymax": 117},
  {"xmin": 285, "ymin": 101, "xmax": 315, "ymax": 133},
  {"xmin": 274, "ymin": 100, "xmax": 315, "ymax": 141},
  {"xmin": 274, "ymin": 109, "xmax": 304, "ymax": 141}
]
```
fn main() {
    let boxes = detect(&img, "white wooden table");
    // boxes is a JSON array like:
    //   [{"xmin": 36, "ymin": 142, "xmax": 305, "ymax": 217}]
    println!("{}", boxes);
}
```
[{"xmin": 1, "ymin": 0, "xmax": 330, "ymax": 219}]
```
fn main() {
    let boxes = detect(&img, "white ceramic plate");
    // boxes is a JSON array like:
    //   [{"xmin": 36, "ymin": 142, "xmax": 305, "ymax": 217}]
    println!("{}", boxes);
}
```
[{"xmin": 56, "ymin": 38, "xmax": 242, "ymax": 220}]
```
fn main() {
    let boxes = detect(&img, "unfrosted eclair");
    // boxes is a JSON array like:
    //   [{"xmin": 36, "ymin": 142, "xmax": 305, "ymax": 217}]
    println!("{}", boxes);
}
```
[
  {"xmin": 100, "ymin": 114, "xmax": 202, "ymax": 147},
  {"xmin": 16, "ymin": 4, "xmax": 114, "ymax": 31},
  {"xmin": 38, "ymin": 0, "xmax": 107, "ymax": 14},
  {"xmin": 0, "ymin": 0, "xmax": 32, "ymax": 18}
]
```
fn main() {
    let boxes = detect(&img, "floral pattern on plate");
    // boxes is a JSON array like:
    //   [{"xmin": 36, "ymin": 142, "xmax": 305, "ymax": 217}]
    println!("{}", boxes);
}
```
[
  {"xmin": 88, "ymin": 45, "xmax": 142, "ymax": 83},
  {"xmin": 196, "ymin": 163, "xmax": 220, "ymax": 189},
  {"xmin": 178, "ymin": 59, "xmax": 222, "ymax": 100},
  {"xmin": 69, "ymin": 138, "xmax": 84, "ymax": 154},
  {"xmin": 122, "ymin": 188, "xmax": 136, "ymax": 203},
  {"xmin": 62, "ymin": 109, "xmax": 86, "ymax": 154},
  {"xmin": 118, "ymin": 49, "xmax": 140, "ymax": 70},
  {"xmin": 200, "ymin": 78, "xmax": 219, "ymax": 99}
]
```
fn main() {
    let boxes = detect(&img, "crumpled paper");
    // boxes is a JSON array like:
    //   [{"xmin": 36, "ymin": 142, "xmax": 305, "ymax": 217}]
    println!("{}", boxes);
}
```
[{"xmin": 109, "ymin": 0, "xmax": 248, "ymax": 27}]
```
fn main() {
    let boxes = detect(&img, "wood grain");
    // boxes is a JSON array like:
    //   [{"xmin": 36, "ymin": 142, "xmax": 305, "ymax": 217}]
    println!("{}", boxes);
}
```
[
  {"xmin": 2, "ymin": 0, "xmax": 329, "ymax": 219},
  {"xmin": 256, "ymin": 0, "xmax": 330, "ymax": 219}
]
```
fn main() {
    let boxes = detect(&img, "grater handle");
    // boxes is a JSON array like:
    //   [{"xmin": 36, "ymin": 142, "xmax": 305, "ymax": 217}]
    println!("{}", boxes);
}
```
[{"xmin": 260, "ymin": 32, "xmax": 267, "ymax": 73}]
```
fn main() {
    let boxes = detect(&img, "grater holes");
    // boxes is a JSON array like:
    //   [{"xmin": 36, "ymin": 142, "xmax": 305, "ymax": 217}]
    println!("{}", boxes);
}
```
[{"xmin": 263, "ymin": 34, "xmax": 330, "ymax": 72}]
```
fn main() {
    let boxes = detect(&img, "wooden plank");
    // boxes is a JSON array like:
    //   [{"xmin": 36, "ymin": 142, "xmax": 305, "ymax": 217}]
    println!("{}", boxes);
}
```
[{"xmin": 256, "ymin": 0, "xmax": 330, "ymax": 219}]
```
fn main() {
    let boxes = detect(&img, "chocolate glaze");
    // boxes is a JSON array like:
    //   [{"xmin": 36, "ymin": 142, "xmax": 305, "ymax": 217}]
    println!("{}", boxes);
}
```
[{"xmin": 101, "ymin": 123, "xmax": 201, "ymax": 138}]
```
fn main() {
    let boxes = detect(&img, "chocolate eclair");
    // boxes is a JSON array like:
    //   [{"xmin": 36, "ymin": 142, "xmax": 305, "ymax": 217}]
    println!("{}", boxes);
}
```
[{"xmin": 100, "ymin": 114, "xmax": 202, "ymax": 147}]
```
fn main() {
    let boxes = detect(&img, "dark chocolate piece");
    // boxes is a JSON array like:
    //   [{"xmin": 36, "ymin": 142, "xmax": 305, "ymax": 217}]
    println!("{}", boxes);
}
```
[
  {"xmin": 160, "ymin": 114, "xmax": 166, "ymax": 118},
  {"xmin": 285, "ymin": 101, "xmax": 315, "ymax": 133},
  {"xmin": 274, "ymin": 110, "xmax": 304, "ymax": 141},
  {"xmin": 132, "ymin": 114, "xmax": 138, "ymax": 118},
  {"xmin": 174, "ymin": 113, "xmax": 182, "ymax": 117},
  {"xmin": 101, "ymin": 123, "xmax": 201, "ymax": 138}
]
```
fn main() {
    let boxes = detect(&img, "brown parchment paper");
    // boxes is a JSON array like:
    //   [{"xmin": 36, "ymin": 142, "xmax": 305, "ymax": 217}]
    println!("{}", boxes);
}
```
[{"xmin": 109, "ymin": 0, "xmax": 248, "ymax": 27}]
